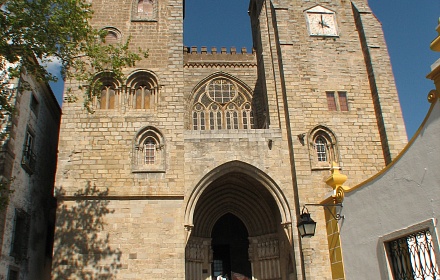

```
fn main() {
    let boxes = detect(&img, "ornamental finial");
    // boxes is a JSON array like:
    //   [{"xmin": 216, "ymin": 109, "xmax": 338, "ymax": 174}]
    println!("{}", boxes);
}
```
[
  {"xmin": 326, "ymin": 162, "xmax": 349, "ymax": 203},
  {"xmin": 430, "ymin": 18, "xmax": 440, "ymax": 51}
]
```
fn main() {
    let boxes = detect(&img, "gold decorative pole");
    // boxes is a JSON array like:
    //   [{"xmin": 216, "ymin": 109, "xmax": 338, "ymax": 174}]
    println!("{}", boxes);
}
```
[
  {"xmin": 430, "ymin": 18, "xmax": 440, "ymax": 51},
  {"xmin": 325, "ymin": 162, "xmax": 349, "ymax": 204}
]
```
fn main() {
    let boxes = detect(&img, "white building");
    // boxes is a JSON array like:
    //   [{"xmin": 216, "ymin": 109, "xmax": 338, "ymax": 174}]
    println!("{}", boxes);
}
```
[{"xmin": 338, "ymin": 24, "xmax": 440, "ymax": 280}]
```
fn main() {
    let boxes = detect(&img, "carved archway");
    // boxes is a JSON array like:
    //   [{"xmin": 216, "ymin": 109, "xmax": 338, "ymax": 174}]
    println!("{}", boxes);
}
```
[{"xmin": 184, "ymin": 161, "xmax": 296, "ymax": 280}]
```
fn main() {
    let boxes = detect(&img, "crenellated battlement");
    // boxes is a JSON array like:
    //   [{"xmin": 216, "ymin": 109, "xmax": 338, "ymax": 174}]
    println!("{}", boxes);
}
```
[
  {"xmin": 183, "ymin": 46, "xmax": 256, "ymax": 68},
  {"xmin": 184, "ymin": 46, "xmax": 255, "ymax": 55}
]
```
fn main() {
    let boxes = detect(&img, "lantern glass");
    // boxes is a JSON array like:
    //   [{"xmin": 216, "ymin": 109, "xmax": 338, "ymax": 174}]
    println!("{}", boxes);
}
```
[{"xmin": 297, "ymin": 212, "xmax": 316, "ymax": 238}]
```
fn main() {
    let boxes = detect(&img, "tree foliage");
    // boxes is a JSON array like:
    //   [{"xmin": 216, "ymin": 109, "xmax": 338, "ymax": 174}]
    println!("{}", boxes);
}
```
[
  {"xmin": 0, "ymin": 0, "xmax": 147, "ymax": 210},
  {"xmin": 0, "ymin": 177, "xmax": 13, "ymax": 211},
  {"xmin": 0, "ymin": 0, "xmax": 147, "ymax": 114}
]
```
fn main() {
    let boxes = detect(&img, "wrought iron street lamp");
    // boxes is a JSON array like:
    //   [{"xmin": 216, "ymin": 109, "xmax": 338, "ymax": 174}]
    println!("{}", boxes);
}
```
[
  {"xmin": 297, "ymin": 203, "xmax": 343, "ymax": 238},
  {"xmin": 297, "ymin": 207, "xmax": 316, "ymax": 238}
]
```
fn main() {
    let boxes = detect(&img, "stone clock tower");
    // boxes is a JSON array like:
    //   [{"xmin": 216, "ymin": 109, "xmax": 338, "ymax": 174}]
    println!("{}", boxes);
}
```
[{"xmin": 52, "ymin": 0, "xmax": 407, "ymax": 279}]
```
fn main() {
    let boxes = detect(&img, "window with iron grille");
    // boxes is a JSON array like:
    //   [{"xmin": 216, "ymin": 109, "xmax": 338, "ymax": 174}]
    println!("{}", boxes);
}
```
[
  {"xmin": 7, "ymin": 267, "xmax": 19, "ymax": 280},
  {"xmin": 10, "ymin": 209, "xmax": 30, "ymax": 261},
  {"xmin": 386, "ymin": 229, "xmax": 440, "ymax": 280},
  {"xmin": 30, "ymin": 94, "xmax": 39, "ymax": 116},
  {"xmin": 21, "ymin": 130, "xmax": 36, "ymax": 174}
]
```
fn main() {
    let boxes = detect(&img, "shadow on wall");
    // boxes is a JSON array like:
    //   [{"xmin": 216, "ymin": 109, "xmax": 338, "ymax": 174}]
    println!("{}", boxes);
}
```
[{"xmin": 52, "ymin": 182, "xmax": 121, "ymax": 279}]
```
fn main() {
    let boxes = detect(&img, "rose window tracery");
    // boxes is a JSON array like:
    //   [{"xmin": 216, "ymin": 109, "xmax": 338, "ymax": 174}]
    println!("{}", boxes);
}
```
[{"xmin": 191, "ymin": 78, "xmax": 254, "ymax": 130}]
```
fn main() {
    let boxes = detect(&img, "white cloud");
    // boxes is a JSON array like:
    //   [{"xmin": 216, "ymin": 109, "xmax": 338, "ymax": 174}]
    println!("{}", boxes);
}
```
[
  {"xmin": 42, "ymin": 57, "xmax": 63, "ymax": 79},
  {"xmin": 42, "ymin": 57, "xmax": 65, "ymax": 106}
]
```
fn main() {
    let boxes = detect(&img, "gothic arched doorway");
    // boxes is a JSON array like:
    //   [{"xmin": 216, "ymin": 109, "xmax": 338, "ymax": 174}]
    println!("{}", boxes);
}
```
[
  {"xmin": 211, "ymin": 213, "xmax": 251, "ymax": 279},
  {"xmin": 185, "ymin": 161, "xmax": 296, "ymax": 280}
]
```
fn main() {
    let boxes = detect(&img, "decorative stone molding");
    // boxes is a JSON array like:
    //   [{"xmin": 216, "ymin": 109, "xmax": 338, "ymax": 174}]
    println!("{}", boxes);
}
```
[
  {"xmin": 132, "ymin": 126, "xmax": 166, "ymax": 173},
  {"xmin": 185, "ymin": 240, "xmax": 205, "ymax": 262},
  {"xmin": 131, "ymin": 0, "xmax": 157, "ymax": 21},
  {"xmin": 308, "ymin": 125, "xmax": 339, "ymax": 170},
  {"xmin": 249, "ymin": 234, "xmax": 280, "ymax": 261}
]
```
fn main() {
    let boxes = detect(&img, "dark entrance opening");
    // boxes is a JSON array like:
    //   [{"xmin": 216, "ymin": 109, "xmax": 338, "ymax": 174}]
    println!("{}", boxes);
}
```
[{"xmin": 211, "ymin": 213, "xmax": 252, "ymax": 279}]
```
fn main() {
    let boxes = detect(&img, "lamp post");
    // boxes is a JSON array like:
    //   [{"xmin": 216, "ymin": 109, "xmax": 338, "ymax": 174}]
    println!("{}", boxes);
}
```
[
  {"xmin": 297, "ymin": 207, "xmax": 316, "ymax": 238},
  {"xmin": 297, "ymin": 203, "xmax": 343, "ymax": 238},
  {"xmin": 297, "ymin": 163, "xmax": 348, "ymax": 238}
]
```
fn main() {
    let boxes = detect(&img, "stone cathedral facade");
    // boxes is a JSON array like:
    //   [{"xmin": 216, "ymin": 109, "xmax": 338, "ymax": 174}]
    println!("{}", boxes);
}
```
[{"xmin": 52, "ymin": 0, "xmax": 407, "ymax": 279}]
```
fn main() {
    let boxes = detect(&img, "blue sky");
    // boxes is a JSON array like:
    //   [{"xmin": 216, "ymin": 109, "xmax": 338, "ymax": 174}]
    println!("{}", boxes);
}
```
[
  {"xmin": 52, "ymin": 1, "xmax": 440, "ymax": 139},
  {"xmin": 183, "ymin": 0, "xmax": 440, "ymax": 138},
  {"xmin": 368, "ymin": 0, "xmax": 439, "ymax": 138}
]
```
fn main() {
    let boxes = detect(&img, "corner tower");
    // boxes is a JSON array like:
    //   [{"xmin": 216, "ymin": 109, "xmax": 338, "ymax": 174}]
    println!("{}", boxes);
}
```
[
  {"xmin": 245, "ymin": 0, "xmax": 407, "ymax": 277},
  {"xmin": 53, "ymin": 0, "xmax": 187, "ymax": 279}
]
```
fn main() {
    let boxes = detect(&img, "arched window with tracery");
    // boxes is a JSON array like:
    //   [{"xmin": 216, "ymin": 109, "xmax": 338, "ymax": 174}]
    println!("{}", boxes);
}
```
[
  {"xmin": 242, "ymin": 102, "xmax": 254, "ymax": 129},
  {"xmin": 226, "ymin": 104, "xmax": 239, "ymax": 129},
  {"xmin": 308, "ymin": 126, "xmax": 338, "ymax": 170},
  {"xmin": 190, "ymin": 76, "xmax": 254, "ymax": 131},
  {"xmin": 132, "ymin": 0, "xmax": 156, "ymax": 21},
  {"xmin": 133, "ymin": 126, "xmax": 165, "ymax": 173},
  {"xmin": 101, "ymin": 27, "xmax": 122, "ymax": 45},
  {"xmin": 127, "ymin": 71, "xmax": 159, "ymax": 110},
  {"xmin": 134, "ymin": 85, "xmax": 151, "ymax": 109},
  {"xmin": 100, "ymin": 85, "xmax": 116, "ymax": 109},
  {"xmin": 315, "ymin": 136, "xmax": 328, "ymax": 162},
  {"xmin": 143, "ymin": 137, "xmax": 156, "ymax": 164},
  {"xmin": 92, "ymin": 73, "xmax": 121, "ymax": 110},
  {"xmin": 208, "ymin": 103, "xmax": 222, "ymax": 130},
  {"xmin": 104, "ymin": 31, "xmax": 118, "ymax": 44}
]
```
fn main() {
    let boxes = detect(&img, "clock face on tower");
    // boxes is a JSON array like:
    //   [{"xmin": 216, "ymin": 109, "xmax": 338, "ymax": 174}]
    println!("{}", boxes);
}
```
[{"xmin": 305, "ymin": 6, "xmax": 338, "ymax": 37}]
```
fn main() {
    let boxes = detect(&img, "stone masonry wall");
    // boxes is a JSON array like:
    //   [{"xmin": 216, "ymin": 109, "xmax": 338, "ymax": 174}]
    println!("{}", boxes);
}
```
[
  {"xmin": 54, "ymin": 0, "xmax": 187, "ymax": 278},
  {"xmin": 253, "ymin": 0, "xmax": 408, "ymax": 278},
  {"xmin": 53, "ymin": 0, "xmax": 408, "ymax": 279}
]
